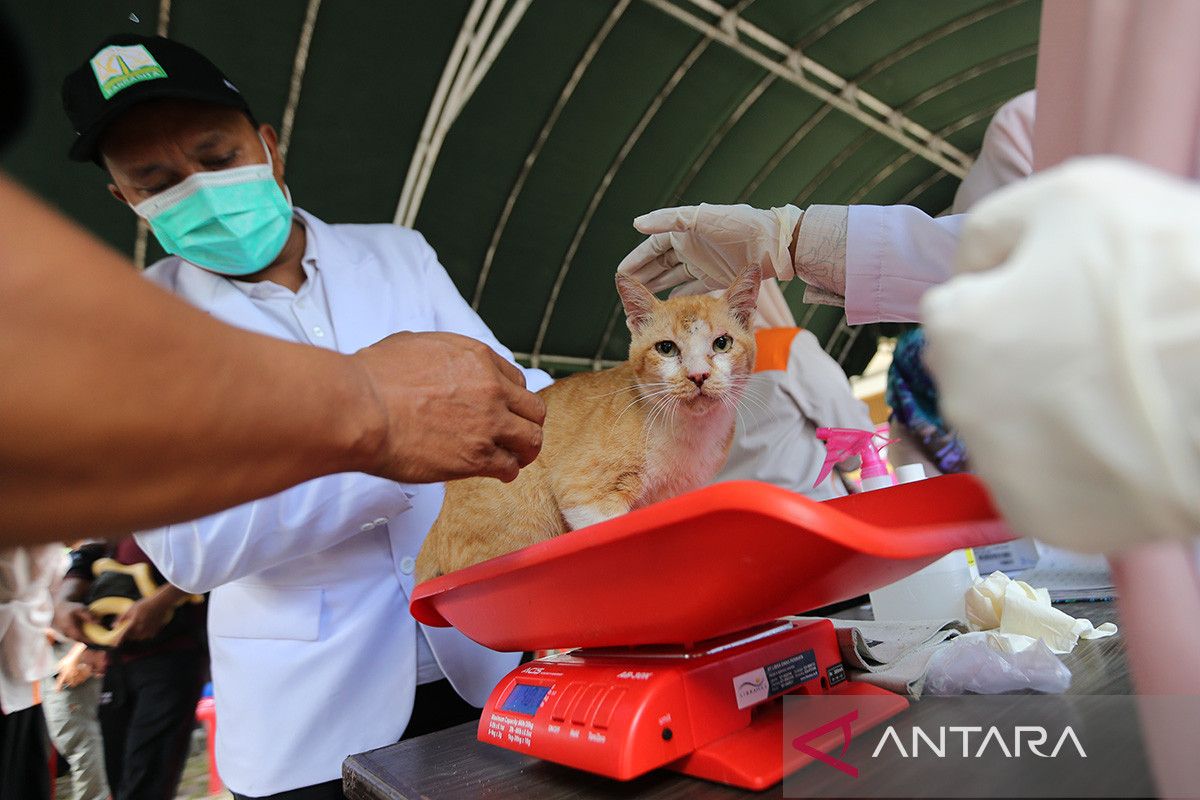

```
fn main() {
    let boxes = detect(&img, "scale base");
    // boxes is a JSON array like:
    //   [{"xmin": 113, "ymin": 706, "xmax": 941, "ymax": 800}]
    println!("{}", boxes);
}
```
[{"xmin": 669, "ymin": 682, "xmax": 908, "ymax": 791}]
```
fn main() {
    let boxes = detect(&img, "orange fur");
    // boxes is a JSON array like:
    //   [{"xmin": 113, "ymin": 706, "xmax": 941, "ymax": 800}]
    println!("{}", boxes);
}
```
[{"xmin": 415, "ymin": 266, "xmax": 761, "ymax": 582}]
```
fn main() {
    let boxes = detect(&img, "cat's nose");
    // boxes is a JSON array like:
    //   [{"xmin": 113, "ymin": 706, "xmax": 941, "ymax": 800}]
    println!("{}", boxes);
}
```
[{"xmin": 687, "ymin": 372, "xmax": 709, "ymax": 388}]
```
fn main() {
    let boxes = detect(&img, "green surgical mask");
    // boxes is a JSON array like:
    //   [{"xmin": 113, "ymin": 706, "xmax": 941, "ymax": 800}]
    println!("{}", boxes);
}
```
[{"xmin": 131, "ymin": 135, "xmax": 293, "ymax": 275}]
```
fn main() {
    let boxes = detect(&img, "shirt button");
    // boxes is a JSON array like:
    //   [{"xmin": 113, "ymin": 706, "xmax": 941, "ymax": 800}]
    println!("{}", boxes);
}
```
[
  {"xmin": 312, "ymin": 326, "xmax": 325, "ymax": 338},
  {"xmin": 373, "ymin": 517, "xmax": 389, "ymax": 526},
  {"xmin": 400, "ymin": 556, "xmax": 416, "ymax": 575},
  {"xmin": 360, "ymin": 522, "xmax": 376, "ymax": 532}
]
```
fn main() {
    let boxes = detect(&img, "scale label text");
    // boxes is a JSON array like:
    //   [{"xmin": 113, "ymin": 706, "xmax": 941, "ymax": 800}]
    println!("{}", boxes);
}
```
[{"xmin": 733, "ymin": 649, "xmax": 818, "ymax": 709}]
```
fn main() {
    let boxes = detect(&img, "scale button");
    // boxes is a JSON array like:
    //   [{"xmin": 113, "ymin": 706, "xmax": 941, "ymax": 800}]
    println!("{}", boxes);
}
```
[
  {"xmin": 591, "ymin": 687, "xmax": 626, "ymax": 729},
  {"xmin": 571, "ymin": 685, "xmax": 604, "ymax": 725},
  {"xmin": 550, "ymin": 682, "xmax": 582, "ymax": 721}
]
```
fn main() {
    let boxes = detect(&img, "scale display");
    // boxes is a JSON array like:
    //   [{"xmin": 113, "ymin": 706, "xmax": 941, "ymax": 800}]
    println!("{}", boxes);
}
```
[{"xmin": 500, "ymin": 683, "xmax": 551, "ymax": 716}]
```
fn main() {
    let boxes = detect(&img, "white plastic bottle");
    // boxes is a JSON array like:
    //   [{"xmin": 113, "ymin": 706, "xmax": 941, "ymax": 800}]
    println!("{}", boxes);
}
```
[{"xmin": 868, "ymin": 463, "xmax": 981, "ymax": 622}]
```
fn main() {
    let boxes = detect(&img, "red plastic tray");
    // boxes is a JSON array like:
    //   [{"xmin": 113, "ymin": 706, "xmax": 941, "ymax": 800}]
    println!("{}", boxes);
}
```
[{"xmin": 410, "ymin": 475, "xmax": 1015, "ymax": 651}]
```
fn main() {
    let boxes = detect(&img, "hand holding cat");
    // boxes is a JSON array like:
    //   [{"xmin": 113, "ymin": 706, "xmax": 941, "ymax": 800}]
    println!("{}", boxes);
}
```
[
  {"xmin": 351, "ymin": 331, "xmax": 546, "ymax": 484},
  {"xmin": 617, "ymin": 203, "xmax": 803, "ymax": 296}
]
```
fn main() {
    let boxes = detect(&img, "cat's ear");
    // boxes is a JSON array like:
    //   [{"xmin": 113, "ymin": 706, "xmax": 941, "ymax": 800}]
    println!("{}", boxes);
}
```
[
  {"xmin": 616, "ymin": 273, "xmax": 658, "ymax": 333},
  {"xmin": 723, "ymin": 264, "xmax": 762, "ymax": 329}
]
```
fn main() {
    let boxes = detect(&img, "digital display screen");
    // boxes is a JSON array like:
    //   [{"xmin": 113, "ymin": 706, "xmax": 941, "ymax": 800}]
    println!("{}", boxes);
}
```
[{"xmin": 501, "ymin": 683, "xmax": 551, "ymax": 716}]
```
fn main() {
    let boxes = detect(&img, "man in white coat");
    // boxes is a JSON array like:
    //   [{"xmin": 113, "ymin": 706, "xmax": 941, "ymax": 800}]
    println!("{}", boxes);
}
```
[{"xmin": 62, "ymin": 36, "xmax": 550, "ymax": 800}]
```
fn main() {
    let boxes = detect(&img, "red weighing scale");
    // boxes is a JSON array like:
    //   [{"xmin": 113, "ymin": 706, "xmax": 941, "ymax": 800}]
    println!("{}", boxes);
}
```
[{"xmin": 411, "ymin": 475, "xmax": 1016, "ymax": 791}]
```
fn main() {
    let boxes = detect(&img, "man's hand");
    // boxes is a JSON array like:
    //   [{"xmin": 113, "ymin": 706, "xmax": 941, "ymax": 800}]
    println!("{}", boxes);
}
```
[
  {"xmin": 52, "ymin": 600, "xmax": 97, "ymax": 644},
  {"xmin": 350, "ymin": 332, "xmax": 546, "ymax": 484},
  {"xmin": 54, "ymin": 643, "xmax": 103, "ymax": 690},
  {"xmin": 113, "ymin": 596, "xmax": 171, "ymax": 643}
]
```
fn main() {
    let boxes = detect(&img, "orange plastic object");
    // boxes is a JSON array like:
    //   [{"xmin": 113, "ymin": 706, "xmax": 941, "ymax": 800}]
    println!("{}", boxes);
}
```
[
  {"xmin": 411, "ymin": 475, "xmax": 1014, "ymax": 651},
  {"xmin": 195, "ymin": 697, "xmax": 222, "ymax": 796},
  {"xmin": 752, "ymin": 327, "xmax": 801, "ymax": 373}
]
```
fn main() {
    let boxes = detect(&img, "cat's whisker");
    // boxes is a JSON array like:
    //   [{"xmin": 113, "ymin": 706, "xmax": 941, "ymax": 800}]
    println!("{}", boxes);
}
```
[
  {"xmin": 647, "ymin": 394, "xmax": 678, "ymax": 431},
  {"xmin": 727, "ymin": 382, "xmax": 778, "ymax": 424},
  {"xmin": 641, "ymin": 394, "xmax": 668, "ymax": 429},
  {"xmin": 736, "ymin": 393, "xmax": 776, "ymax": 425},
  {"xmin": 653, "ymin": 397, "xmax": 676, "ymax": 429},
  {"xmin": 720, "ymin": 392, "xmax": 750, "ymax": 436},
  {"xmin": 613, "ymin": 386, "xmax": 677, "ymax": 422},
  {"xmin": 587, "ymin": 382, "xmax": 673, "ymax": 401},
  {"xmin": 735, "ymin": 399, "xmax": 769, "ymax": 431},
  {"xmin": 726, "ymin": 392, "xmax": 754, "ymax": 432}
]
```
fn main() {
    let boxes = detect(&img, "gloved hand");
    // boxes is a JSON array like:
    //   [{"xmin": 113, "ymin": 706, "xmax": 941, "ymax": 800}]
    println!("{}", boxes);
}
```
[
  {"xmin": 618, "ymin": 203, "xmax": 803, "ymax": 296},
  {"xmin": 922, "ymin": 156, "xmax": 1200, "ymax": 554}
]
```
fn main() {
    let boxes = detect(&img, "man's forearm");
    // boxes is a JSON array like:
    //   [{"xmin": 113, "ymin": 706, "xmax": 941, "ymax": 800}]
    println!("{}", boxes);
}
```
[
  {"xmin": 148, "ymin": 582, "xmax": 192, "ymax": 608},
  {"xmin": 0, "ymin": 175, "xmax": 386, "ymax": 543}
]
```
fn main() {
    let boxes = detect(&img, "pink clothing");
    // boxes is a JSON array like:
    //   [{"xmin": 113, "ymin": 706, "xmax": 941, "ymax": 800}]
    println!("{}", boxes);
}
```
[
  {"xmin": 1034, "ymin": 2, "xmax": 1200, "ymax": 795},
  {"xmin": 1035, "ymin": 1, "xmax": 1200, "ymax": 177}
]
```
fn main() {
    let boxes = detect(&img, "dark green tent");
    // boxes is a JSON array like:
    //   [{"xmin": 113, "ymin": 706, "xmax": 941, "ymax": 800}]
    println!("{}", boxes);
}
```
[{"xmin": 4, "ymin": 0, "xmax": 1039, "ymax": 376}]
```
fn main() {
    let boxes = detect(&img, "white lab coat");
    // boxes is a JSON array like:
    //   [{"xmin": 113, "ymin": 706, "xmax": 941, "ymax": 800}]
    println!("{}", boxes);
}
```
[
  {"xmin": 0, "ymin": 545, "xmax": 59, "ymax": 714},
  {"xmin": 951, "ymin": 91, "xmax": 1036, "ymax": 214},
  {"xmin": 713, "ymin": 330, "xmax": 873, "ymax": 499},
  {"xmin": 134, "ymin": 209, "xmax": 551, "ymax": 796}
]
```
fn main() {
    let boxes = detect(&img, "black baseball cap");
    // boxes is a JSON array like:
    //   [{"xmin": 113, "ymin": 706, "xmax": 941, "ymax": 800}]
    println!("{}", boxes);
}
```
[{"xmin": 62, "ymin": 34, "xmax": 253, "ymax": 163}]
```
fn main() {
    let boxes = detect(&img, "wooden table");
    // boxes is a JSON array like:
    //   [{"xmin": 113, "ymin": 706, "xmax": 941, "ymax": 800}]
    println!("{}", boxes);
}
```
[{"xmin": 344, "ymin": 601, "xmax": 1145, "ymax": 799}]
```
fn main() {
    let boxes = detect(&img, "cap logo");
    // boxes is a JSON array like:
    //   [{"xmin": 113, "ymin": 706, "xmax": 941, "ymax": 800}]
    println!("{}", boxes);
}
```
[{"xmin": 90, "ymin": 44, "xmax": 167, "ymax": 100}]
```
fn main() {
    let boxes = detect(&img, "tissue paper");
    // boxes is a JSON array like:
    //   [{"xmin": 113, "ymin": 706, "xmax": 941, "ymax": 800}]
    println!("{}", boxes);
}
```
[{"xmin": 965, "ymin": 571, "xmax": 1117, "ymax": 654}]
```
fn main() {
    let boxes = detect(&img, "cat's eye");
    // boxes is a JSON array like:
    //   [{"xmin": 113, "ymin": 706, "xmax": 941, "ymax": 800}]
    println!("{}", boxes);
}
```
[
  {"xmin": 655, "ymin": 340, "xmax": 678, "ymax": 356},
  {"xmin": 713, "ymin": 335, "xmax": 732, "ymax": 353}
]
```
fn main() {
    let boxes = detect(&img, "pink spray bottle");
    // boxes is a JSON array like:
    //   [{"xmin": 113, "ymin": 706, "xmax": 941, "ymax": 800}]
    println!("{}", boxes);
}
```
[{"xmin": 814, "ymin": 427, "xmax": 895, "ymax": 493}]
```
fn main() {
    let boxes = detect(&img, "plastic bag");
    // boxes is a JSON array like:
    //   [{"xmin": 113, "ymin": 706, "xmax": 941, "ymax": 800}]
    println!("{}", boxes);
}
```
[{"xmin": 922, "ymin": 631, "xmax": 1071, "ymax": 695}]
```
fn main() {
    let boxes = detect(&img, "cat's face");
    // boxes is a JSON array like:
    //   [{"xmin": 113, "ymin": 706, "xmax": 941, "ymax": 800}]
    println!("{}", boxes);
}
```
[{"xmin": 616, "ymin": 266, "xmax": 760, "ymax": 417}]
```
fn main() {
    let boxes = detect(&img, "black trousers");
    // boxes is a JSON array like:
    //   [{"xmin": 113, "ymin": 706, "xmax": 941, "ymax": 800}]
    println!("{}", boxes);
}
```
[
  {"xmin": 99, "ymin": 647, "xmax": 207, "ymax": 800},
  {"xmin": 231, "ymin": 678, "xmax": 480, "ymax": 800},
  {"xmin": 0, "ymin": 704, "xmax": 50, "ymax": 800}
]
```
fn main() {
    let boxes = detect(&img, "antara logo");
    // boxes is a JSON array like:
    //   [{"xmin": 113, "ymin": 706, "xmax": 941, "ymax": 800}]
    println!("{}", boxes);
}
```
[
  {"xmin": 791, "ymin": 713, "xmax": 1088, "ymax": 780},
  {"xmin": 871, "ymin": 725, "xmax": 1087, "ymax": 759}
]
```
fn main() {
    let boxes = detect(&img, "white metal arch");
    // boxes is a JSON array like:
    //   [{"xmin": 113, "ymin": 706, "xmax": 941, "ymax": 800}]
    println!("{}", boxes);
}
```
[
  {"xmin": 529, "ymin": 34, "xmax": 717, "ymax": 367},
  {"xmin": 471, "ymin": 0, "xmax": 633, "ymax": 310},
  {"xmin": 667, "ymin": 0, "xmax": 875, "ymax": 206},
  {"xmin": 393, "ymin": 0, "xmax": 531, "ymax": 228},
  {"xmin": 848, "ymin": 47, "xmax": 1037, "ymax": 203},
  {"xmin": 745, "ymin": 2, "xmax": 1030, "ymax": 207},
  {"xmin": 643, "ymin": 0, "xmax": 974, "ymax": 178}
]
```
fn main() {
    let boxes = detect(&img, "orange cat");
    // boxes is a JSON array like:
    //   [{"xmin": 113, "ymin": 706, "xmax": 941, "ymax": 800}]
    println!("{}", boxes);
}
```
[{"xmin": 415, "ymin": 265, "xmax": 761, "ymax": 582}]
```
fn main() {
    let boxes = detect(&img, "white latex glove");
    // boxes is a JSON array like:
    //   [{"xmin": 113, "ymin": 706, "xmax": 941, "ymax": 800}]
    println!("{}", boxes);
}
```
[
  {"xmin": 965, "ymin": 571, "xmax": 1116, "ymax": 654},
  {"xmin": 922, "ymin": 157, "xmax": 1200, "ymax": 555},
  {"xmin": 618, "ymin": 203, "xmax": 803, "ymax": 297}
]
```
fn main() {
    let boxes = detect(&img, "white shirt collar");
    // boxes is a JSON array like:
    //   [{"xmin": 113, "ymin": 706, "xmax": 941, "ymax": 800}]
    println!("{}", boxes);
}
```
[{"xmin": 229, "ymin": 209, "xmax": 320, "ymax": 300}]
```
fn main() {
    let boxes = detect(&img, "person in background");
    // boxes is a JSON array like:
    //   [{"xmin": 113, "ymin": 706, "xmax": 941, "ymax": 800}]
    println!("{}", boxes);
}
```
[
  {"xmin": 0, "ymin": 544, "xmax": 60, "ymax": 800},
  {"xmin": 704, "ymin": 93, "xmax": 1033, "ymax": 496},
  {"xmin": 40, "ymin": 539, "xmax": 111, "ymax": 800},
  {"xmin": 41, "ymin": 630, "xmax": 110, "ymax": 800},
  {"xmin": 60, "ymin": 34, "xmax": 550, "ymax": 800},
  {"xmin": 53, "ymin": 538, "xmax": 208, "ymax": 800},
  {"xmin": 884, "ymin": 327, "xmax": 969, "ymax": 476}
]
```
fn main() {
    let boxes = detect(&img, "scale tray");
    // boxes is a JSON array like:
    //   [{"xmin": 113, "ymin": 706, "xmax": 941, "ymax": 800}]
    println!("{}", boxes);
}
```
[{"xmin": 411, "ymin": 475, "xmax": 1014, "ymax": 651}]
